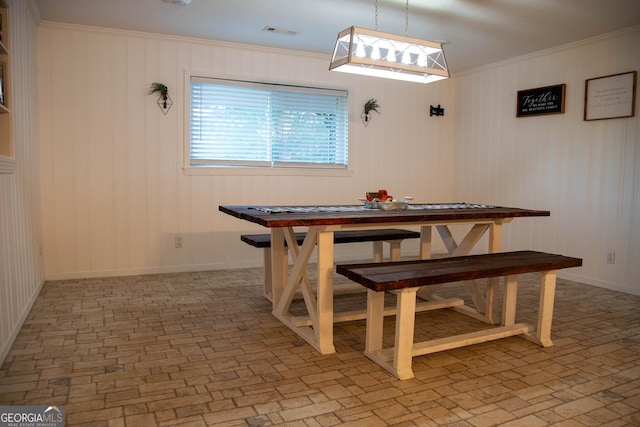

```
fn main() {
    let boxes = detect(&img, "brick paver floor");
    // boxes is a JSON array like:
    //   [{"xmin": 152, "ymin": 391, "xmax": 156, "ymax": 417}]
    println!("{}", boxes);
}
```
[{"xmin": 1, "ymin": 266, "xmax": 639, "ymax": 426}]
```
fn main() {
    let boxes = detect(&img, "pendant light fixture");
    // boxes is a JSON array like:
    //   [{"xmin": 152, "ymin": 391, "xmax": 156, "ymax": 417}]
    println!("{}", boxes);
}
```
[{"xmin": 329, "ymin": 0, "xmax": 449, "ymax": 84}]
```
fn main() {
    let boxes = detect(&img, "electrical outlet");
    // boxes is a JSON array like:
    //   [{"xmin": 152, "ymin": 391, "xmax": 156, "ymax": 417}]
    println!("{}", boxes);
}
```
[
  {"xmin": 606, "ymin": 251, "xmax": 615, "ymax": 264},
  {"xmin": 175, "ymin": 236, "xmax": 183, "ymax": 248}
]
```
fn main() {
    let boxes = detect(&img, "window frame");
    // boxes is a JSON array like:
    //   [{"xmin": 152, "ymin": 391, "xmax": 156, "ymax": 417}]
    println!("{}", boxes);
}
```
[{"xmin": 183, "ymin": 71, "xmax": 353, "ymax": 177}]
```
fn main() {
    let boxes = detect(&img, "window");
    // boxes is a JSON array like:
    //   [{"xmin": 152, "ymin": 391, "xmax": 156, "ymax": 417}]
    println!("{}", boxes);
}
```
[{"xmin": 189, "ymin": 76, "xmax": 349, "ymax": 170}]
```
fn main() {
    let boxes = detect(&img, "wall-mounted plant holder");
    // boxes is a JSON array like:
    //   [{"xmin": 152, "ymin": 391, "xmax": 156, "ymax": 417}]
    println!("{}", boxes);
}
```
[
  {"xmin": 430, "ymin": 104, "xmax": 444, "ymax": 117},
  {"xmin": 157, "ymin": 95, "xmax": 173, "ymax": 115},
  {"xmin": 149, "ymin": 82, "xmax": 172, "ymax": 115},
  {"xmin": 362, "ymin": 98, "xmax": 380, "ymax": 126}
]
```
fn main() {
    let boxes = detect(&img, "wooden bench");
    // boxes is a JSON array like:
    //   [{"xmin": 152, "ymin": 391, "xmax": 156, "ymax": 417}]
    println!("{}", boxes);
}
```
[
  {"xmin": 337, "ymin": 250, "xmax": 582, "ymax": 380},
  {"xmin": 241, "ymin": 229, "xmax": 421, "ymax": 301}
]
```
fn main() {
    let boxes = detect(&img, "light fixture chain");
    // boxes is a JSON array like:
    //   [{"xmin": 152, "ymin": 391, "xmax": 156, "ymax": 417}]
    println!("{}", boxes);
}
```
[
  {"xmin": 375, "ymin": 0, "xmax": 379, "ymax": 30},
  {"xmin": 405, "ymin": 0, "xmax": 409, "ymax": 35}
]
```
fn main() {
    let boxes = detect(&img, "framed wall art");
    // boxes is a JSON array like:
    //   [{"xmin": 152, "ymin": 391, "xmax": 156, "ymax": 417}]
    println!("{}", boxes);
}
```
[
  {"xmin": 517, "ymin": 84, "xmax": 566, "ymax": 117},
  {"xmin": 584, "ymin": 71, "xmax": 636, "ymax": 121}
]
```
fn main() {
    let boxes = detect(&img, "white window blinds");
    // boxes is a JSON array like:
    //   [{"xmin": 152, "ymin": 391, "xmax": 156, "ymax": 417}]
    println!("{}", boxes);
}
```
[{"xmin": 190, "ymin": 77, "xmax": 349, "ymax": 169}]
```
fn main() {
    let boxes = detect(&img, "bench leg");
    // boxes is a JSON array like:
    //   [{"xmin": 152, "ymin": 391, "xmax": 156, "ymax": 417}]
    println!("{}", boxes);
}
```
[
  {"xmin": 502, "ymin": 275, "xmax": 518, "ymax": 325},
  {"xmin": 372, "ymin": 241, "xmax": 383, "ymax": 262},
  {"xmin": 519, "ymin": 269, "xmax": 559, "ymax": 348},
  {"xmin": 393, "ymin": 288, "xmax": 418, "ymax": 380},
  {"xmin": 374, "ymin": 240, "xmax": 404, "ymax": 263},
  {"xmin": 365, "ymin": 290, "xmax": 385, "ymax": 353},
  {"xmin": 364, "ymin": 288, "xmax": 418, "ymax": 380},
  {"xmin": 388, "ymin": 240, "xmax": 402, "ymax": 261},
  {"xmin": 536, "ymin": 271, "xmax": 557, "ymax": 347}
]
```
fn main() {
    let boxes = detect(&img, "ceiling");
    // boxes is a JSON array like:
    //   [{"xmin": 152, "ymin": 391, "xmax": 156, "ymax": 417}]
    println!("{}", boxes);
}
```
[{"xmin": 34, "ymin": 0, "xmax": 640, "ymax": 73}]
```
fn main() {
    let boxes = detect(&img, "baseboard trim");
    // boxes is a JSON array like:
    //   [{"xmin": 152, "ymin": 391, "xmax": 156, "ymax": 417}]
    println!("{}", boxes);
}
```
[
  {"xmin": 44, "ymin": 262, "xmax": 227, "ymax": 281},
  {"xmin": 0, "ymin": 279, "xmax": 45, "ymax": 366},
  {"xmin": 558, "ymin": 271, "xmax": 638, "ymax": 296}
]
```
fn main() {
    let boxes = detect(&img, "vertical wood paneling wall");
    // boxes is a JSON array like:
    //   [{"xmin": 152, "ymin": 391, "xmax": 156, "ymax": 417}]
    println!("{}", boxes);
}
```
[
  {"xmin": 37, "ymin": 23, "xmax": 455, "ymax": 280},
  {"xmin": 0, "ymin": 0, "xmax": 43, "ymax": 363},
  {"xmin": 453, "ymin": 27, "xmax": 640, "ymax": 295},
  {"xmin": 35, "ymin": 23, "xmax": 639, "ymax": 297},
  {"xmin": 2, "ymin": 13, "xmax": 637, "ymax": 365}
]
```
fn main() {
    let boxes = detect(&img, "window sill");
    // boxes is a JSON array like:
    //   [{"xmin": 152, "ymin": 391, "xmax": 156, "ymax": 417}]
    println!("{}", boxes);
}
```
[
  {"xmin": 183, "ymin": 166, "xmax": 353, "ymax": 177},
  {"xmin": 0, "ymin": 155, "xmax": 16, "ymax": 174}
]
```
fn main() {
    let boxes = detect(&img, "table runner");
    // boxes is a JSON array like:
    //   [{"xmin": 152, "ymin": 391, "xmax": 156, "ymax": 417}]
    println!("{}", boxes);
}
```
[{"xmin": 252, "ymin": 203, "xmax": 495, "ymax": 214}]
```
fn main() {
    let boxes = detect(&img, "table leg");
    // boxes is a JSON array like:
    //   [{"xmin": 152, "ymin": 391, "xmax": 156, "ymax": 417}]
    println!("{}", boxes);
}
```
[
  {"xmin": 262, "ymin": 248, "xmax": 273, "ymax": 301},
  {"xmin": 270, "ymin": 228, "xmax": 287, "ymax": 308},
  {"xmin": 419, "ymin": 226, "xmax": 432, "ymax": 260},
  {"xmin": 420, "ymin": 224, "xmax": 490, "ymax": 311},
  {"xmin": 270, "ymin": 227, "xmax": 337, "ymax": 354},
  {"xmin": 438, "ymin": 223, "xmax": 490, "ymax": 256},
  {"xmin": 417, "ymin": 227, "xmax": 436, "ymax": 299},
  {"xmin": 274, "ymin": 229, "xmax": 316, "ymax": 316},
  {"xmin": 442, "ymin": 223, "xmax": 499, "ymax": 322},
  {"xmin": 284, "ymin": 228, "xmax": 319, "ymax": 332},
  {"xmin": 485, "ymin": 222, "xmax": 504, "ymax": 324},
  {"xmin": 316, "ymin": 229, "xmax": 336, "ymax": 354},
  {"xmin": 489, "ymin": 222, "xmax": 502, "ymax": 253}
]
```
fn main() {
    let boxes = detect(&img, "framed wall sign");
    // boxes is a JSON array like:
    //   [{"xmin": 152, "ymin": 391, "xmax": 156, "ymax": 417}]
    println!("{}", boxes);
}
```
[
  {"xmin": 584, "ymin": 71, "xmax": 636, "ymax": 121},
  {"xmin": 517, "ymin": 84, "xmax": 566, "ymax": 117}
]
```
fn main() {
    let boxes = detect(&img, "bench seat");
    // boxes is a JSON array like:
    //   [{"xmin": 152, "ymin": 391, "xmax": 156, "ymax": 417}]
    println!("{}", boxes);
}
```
[
  {"xmin": 337, "ymin": 250, "xmax": 582, "ymax": 379},
  {"xmin": 242, "ymin": 229, "xmax": 421, "ymax": 301}
]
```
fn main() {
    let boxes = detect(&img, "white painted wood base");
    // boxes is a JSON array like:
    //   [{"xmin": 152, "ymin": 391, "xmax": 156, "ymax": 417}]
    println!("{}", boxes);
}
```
[
  {"xmin": 262, "ymin": 239, "xmax": 405, "ymax": 302},
  {"xmin": 364, "ymin": 271, "xmax": 560, "ymax": 380}
]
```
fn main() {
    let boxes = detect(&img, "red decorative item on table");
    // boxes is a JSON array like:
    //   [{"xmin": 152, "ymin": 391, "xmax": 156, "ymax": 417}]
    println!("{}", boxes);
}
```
[{"xmin": 366, "ymin": 189, "xmax": 392, "ymax": 202}]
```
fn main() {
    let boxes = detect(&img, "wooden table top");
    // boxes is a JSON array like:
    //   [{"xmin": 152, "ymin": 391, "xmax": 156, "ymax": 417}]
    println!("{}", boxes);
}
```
[{"xmin": 219, "ymin": 203, "xmax": 550, "ymax": 228}]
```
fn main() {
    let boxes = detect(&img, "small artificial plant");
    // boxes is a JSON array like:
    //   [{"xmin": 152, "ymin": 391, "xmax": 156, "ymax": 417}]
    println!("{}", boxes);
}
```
[
  {"xmin": 364, "ymin": 98, "xmax": 380, "ymax": 116},
  {"xmin": 148, "ymin": 82, "xmax": 169, "ymax": 108},
  {"xmin": 362, "ymin": 98, "xmax": 381, "ymax": 126}
]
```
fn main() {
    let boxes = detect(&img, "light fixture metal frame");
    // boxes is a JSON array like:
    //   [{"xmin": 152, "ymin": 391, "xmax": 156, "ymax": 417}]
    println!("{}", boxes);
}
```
[{"xmin": 329, "ymin": 26, "xmax": 449, "ymax": 84}]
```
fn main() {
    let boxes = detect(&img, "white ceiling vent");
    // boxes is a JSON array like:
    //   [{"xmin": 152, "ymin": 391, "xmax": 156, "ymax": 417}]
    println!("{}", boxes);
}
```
[
  {"xmin": 163, "ymin": 0, "xmax": 191, "ymax": 5},
  {"xmin": 263, "ymin": 26, "xmax": 298, "ymax": 36}
]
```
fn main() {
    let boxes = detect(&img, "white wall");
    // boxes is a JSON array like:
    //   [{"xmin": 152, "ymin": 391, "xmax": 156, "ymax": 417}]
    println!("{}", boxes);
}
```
[
  {"xmin": 453, "ymin": 27, "xmax": 640, "ymax": 295},
  {"xmin": 1, "ymin": 14, "xmax": 634, "ymax": 365},
  {"xmin": 36, "ymin": 22, "xmax": 639, "ymax": 296},
  {"xmin": 37, "ymin": 23, "xmax": 455, "ymax": 280},
  {"xmin": 0, "ymin": 0, "xmax": 43, "ymax": 363}
]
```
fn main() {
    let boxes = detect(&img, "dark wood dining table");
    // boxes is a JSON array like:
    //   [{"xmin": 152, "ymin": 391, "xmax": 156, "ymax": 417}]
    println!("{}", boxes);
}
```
[{"xmin": 219, "ymin": 203, "xmax": 550, "ymax": 354}]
